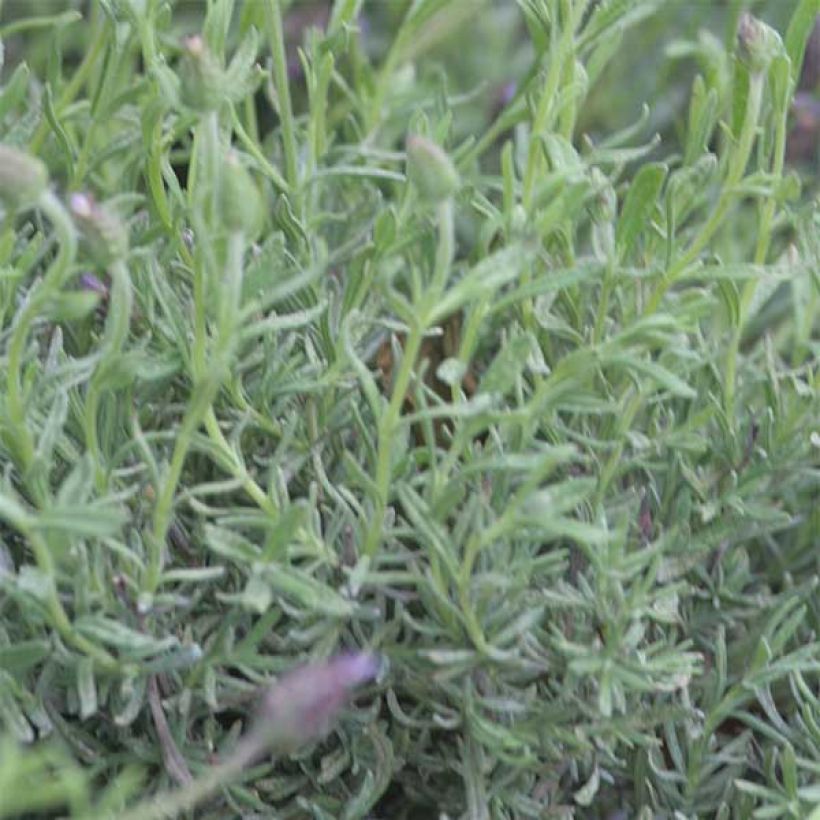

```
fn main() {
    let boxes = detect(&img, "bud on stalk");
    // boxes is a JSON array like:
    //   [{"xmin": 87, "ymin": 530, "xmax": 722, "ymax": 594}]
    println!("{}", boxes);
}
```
[
  {"xmin": 737, "ymin": 13, "xmax": 783, "ymax": 75},
  {"xmin": 179, "ymin": 35, "xmax": 225, "ymax": 112},
  {"xmin": 70, "ymin": 193, "xmax": 129, "ymax": 268},
  {"xmin": 249, "ymin": 652, "xmax": 381, "ymax": 755},
  {"xmin": 115, "ymin": 652, "xmax": 382, "ymax": 820},
  {"xmin": 220, "ymin": 151, "xmax": 262, "ymax": 237},
  {"xmin": 0, "ymin": 144, "xmax": 49, "ymax": 211},
  {"xmin": 406, "ymin": 135, "xmax": 460, "ymax": 203}
]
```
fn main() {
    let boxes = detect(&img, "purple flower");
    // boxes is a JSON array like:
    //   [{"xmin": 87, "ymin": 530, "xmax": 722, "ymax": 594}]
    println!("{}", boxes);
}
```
[
  {"xmin": 79, "ymin": 272, "xmax": 109, "ymax": 298},
  {"xmin": 251, "ymin": 652, "xmax": 381, "ymax": 754}
]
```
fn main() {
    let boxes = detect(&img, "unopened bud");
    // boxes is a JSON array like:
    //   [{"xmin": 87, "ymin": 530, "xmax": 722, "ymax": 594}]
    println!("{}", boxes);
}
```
[
  {"xmin": 220, "ymin": 152, "xmax": 262, "ymax": 237},
  {"xmin": 70, "ymin": 193, "xmax": 129, "ymax": 267},
  {"xmin": 737, "ymin": 13, "xmax": 783, "ymax": 74},
  {"xmin": 510, "ymin": 204, "xmax": 527, "ymax": 235},
  {"xmin": 179, "ymin": 35, "xmax": 224, "ymax": 112},
  {"xmin": 78, "ymin": 272, "xmax": 109, "ymax": 314},
  {"xmin": 252, "ymin": 652, "xmax": 380, "ymax": 754},
  {"xmin": 406, "ymin": 135, "xmax": 459, "ymax": 202},
  {"xmin": 0, "ymin": 144, "xmax": 48, "ymax": 210}
]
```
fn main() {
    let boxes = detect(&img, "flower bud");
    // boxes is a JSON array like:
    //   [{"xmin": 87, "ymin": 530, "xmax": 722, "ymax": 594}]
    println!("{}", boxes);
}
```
[
  {"xmin": 70, "ymin": 193, "xmax": 129, "ymax": 267},
  {"xmin": 406, "ymin": 135, "xmax": 459, "ymax": 202},
  {"xmin": 179, "ymin": 35, "xmax": 224, "ymax": 112},
  {"xmin": 0, "ymin": 144, "xmax": 48, "ymax": 210},
  {"xmin": 252, "ymin": 652, "xmax": 380, "ymax": 754},
  {"xmin": 220, "ymin": 151, "xmax": 262, "ymax": 237},
  {"xmin": 737, "ymin": 13, "xmax": 783, "ymax": 75},
  {"xmin": 510, "ymin": 203, "xmax": 527, "ymax": 235}
]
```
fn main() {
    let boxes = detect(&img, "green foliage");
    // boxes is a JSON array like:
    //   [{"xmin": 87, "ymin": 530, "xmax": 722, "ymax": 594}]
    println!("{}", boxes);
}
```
[{"xmin": 0, "ymin": 0, "xmax": 817, "ymax": 817}]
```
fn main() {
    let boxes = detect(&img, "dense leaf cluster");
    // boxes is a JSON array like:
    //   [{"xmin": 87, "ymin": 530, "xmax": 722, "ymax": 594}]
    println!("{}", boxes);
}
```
[{"xmin": 0, "ymin": 1, "xmax": 817, "ymax": 817}]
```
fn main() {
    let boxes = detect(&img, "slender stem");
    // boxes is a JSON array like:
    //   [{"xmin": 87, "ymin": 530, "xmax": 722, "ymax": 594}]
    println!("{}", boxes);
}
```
[
  {"xmin": 5, "ymin": 192, "xmax": 77, "ymax": 473},
  {"xmin": 457, "ymin": 110, "xmax": 522, "ymax": 172},
  {"xmin": 84, "ymin": 259, "xmax": 133, "ymax": 477},
  {"xmin": 145, "ymin": 120, "xmax": 175, "ymax": 233},
  {"xmin": 264, "ymin": 0, "xmax": 299, "ymax": 197},
  {"xmin": 101, "ymin": 260, "xmax": 133, "ymax": 361},
  {"xmin": 189, "ymin": 112, "xmax": 220, "ymax": 379},
  {"xmin": 83, "ymin": 388, "xmax": 102, "ymax": 475},
  {"xmin": 29, "ymin": 14, "xmax": 108, "ymax": 154},
  {"xmin": 201, "ymin": 111, "xmax": 221, "ymax": 231},
  {"xmin": 191, "ymin": 253, "xmax": 207, "ymax": 381},
  {"xmin": 217, "ymin": 232, "xmax": 244, "ymax": 345},
  {"xmin": 362, "ymin": 324, "xmax": 423, "ymax": 560},
  {"xmin": 752, "ymin": 79, "xmax": 789, "ymax": 268},
  {"xmin": 146, "ymin": 223, "xmax": 245, "ymax": 590},
  {"xmin": 134, "ymin": 2, "xmax": 159, "ymax": 69},
  {"xmin": 204, "ymin": 231, "xmax": 278, "ymax": 514},
  {"xmin": 521, "ymin": 0, "xmax": 579, "ymax": 211},
  {"xmin": 147, "ymin": 675, "xmax": 192, "ymax": 787},
  {"xmin": 724, "ymin": 69, "xmax": 789, "ymax": 429},
  {"xmin": 27, "ymin": 528, "xmax": 118, "ymax": 670},
  {"xmin": 230, "ymin": 107, "xmax": 289, "ymax": 194},
  {"xmin": 203, "ymin": 408, "xmax": 278, "ymax": 518},
  {"xmin": 0, "ymin": 190, "xmax": 117, "ymax": 668},
  {"xmin": 431, "ymin": 199, "xmax": 454, "ymax": 292},
  {"xmin": 146, "ymin": 375, "xmax": 221, "ymax": 592},
  {"xmin": 243, "ymin": 91, "xmax": 259, "ymax": 144},
  {"xmin": 365, "ymin": 13, "xmax": 410, "ymax": 135},
  {"xmin": 593, "ymin": 260, "xmax": 615, "ymax": 344},
  {"xmin": 362, "ymin": 199, "xmax": 454, "ymax": 559},
  {"xmin": 645, "ymin": 70, "xmax": 766, "ymax": 315},
  {"xmin": 6, "ymin": 299, "xmax": 40, "ymax": 471},
  {"xmin": 114, "ymin": 737, "xmax": 261, "ymax": 820}
]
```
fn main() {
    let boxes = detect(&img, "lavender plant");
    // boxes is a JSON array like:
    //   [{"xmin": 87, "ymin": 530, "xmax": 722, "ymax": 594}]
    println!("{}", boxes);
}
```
[{"xmin": 0, "ymin": 1, "xmax": 817, "ymax": 818}]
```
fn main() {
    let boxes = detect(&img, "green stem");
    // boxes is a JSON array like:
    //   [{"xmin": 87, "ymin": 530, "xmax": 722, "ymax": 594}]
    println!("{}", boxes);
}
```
[
  {"xmin": 146, "ymin": 224, "xmax": 245, "ymax": 590},
  {"xmin": 146, "ymin": 374, "xmax": 221, "ymax": 592},
  {"xmin": 230, "ymin": 106, "xmax": 289, "ymax": 194},
  {"xmin": 202, "ymin": 231, "xmax": 278, "ymax": 517},
  {"xmin": 5, "ymin": 192, "xmax": 77, "ymax": 473},
  {"xmin": 0, "ymin": 190, "xmax": 117, "ymax": 667},
  {"xmin": 189, "ymin": 111, "xmax": 221, "ymax": 379},
  {"xmin": 365, "ymin": 13, "xmax": 411, "ymax": 135},
  {"xmin": 145, "ymin": 118, "xmax": 224, "ymax": 590},
  {"xmin": 83, "ymin": 388, "xmax": 102, "ymax": 476},
  {"xmin": 431, "ymin": 199, "xmax": 454, "ymax": 292},
  {"xmin": 724, "ymin": 69, "xmax": 789, "ymax": 428},
  {"xmin": 645, "ymin": 70, "xmax": 766, "ymax": 315},
  {"xmin": 27, "ymin": 528, "xmax": 118, "ymax": 670},
  {"xmin": 593, "ymin": 261, "xmax": 615, "ymax": 345},
  {"xmin": 362, "ymin": 199, "xmax": 454, "ymax": 559},
  {"xmin": 362, "ymin": 324, "xmax": 423, "ymax": 560},
  {"xmin": 102, "ymin": 260, "xmax": 133, "ymax": 361},
  {"xmin": 201, "ymin": 111, "xmax": 221, "ymax": 230},
  {"xmin": 521, "ymin": 0, "xmax": 580, "ymax": 211},
  {"xmin": 191, "ymin": 253, "xmax": 208, "ymax": 381},
  {"xmin": 752, "ymin": 81, "xmax": 789, "ymax": 269},
  {"xmin": 264, "ymin": 0, "xmax": 299, "ymax": 198},
  {"xmin": 29, "ymin": 14, "xmax": 108, "ymax": 154},
  {"xmin": 243, "ymin": 91, "xmax": 259, "ymax": 144},
  {"xmin": 457, "ymin": 109, "xmax": 523, "ymax": 172},
  {"xmin": 217, "ymin": 231, "xmax": 245, "ymax": 345},
  {"xmin": 114, "ymin": 736, "xmax": 261, "ymax": 820},
  {"xmin": 203, "ymin": 409, "xmax": 278, "ymax": 518},
  {"xmin": 84, "ymin": 259, "xmax": 133, "ymax": 480}
]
